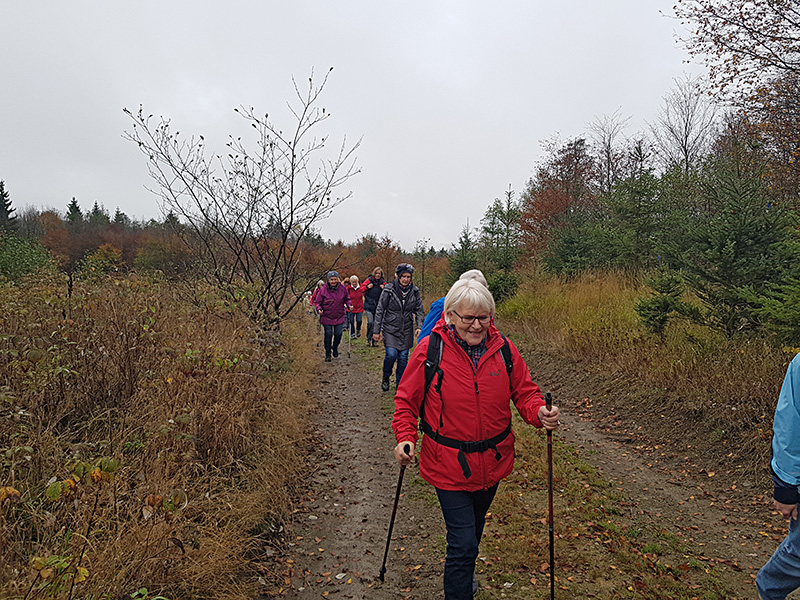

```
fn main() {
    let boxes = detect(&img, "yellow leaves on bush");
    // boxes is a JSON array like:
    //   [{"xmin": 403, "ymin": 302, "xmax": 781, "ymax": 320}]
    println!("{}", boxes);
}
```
[
  {"xmin": 143, "ymin": 494, "xmax": 165, "ymax": 520},
  {"xmin": 0, "ymin": 486, "xmax": 21, "ymax": 503},
  {"xmin": 30, "ymin": 554, "xmax": 89, "ymax": 587},
  {"xmin": 43, "ymin": 458, "xmax": 118, "ymax": 502},
  {"xmin": 142, "ymin": 491, "xmax": 187, "ymax": 521},
  {"xmin": 90, "ymin": 467, "xmax": 103, "ymax": 483}
]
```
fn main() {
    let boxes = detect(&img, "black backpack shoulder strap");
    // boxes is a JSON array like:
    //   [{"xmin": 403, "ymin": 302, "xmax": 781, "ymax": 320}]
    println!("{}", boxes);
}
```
[
  {"xmin": 499, "ymin": 334, "xmax": 513, "ymax": 391},
  {"xmin": 420, "ymin": 331, "xmax": 444, "ymax": 425},
  {"xmin": 499, "ymin": 333, "xmax": 513, "ymax": 377},
  {"xmin": 424, "ymin": 331, "xmax": 444, "ymax": 397}
]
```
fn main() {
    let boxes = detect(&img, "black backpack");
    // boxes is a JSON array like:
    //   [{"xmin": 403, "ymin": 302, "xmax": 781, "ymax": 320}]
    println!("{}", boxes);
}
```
[{"xmin": 419, "ymin": 330, "xmax": 514, "ymax": 479}]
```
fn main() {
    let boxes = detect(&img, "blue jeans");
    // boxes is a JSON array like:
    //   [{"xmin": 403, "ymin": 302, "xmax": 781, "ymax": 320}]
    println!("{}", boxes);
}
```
[
  {"xmin": 364, "ymin": 310, "xmax": 375, "ymax": 339},
  {"xmin": 383, "ymin": 347, "xmax": 409, "ymax": 383},
  {"xmin": 348, "ymin": 312, "xmax": 363, "ymax": 336},
  {"xmin": 758, "ymin": 513, "xmax": 800, "ymax": 599},
  {"xmin": 322, "ymin": 323, "xmax": 344, "ymax": 358},
  {"xmin": 436, "ymin": 485, "xmax": 498, "ymax": 600}
]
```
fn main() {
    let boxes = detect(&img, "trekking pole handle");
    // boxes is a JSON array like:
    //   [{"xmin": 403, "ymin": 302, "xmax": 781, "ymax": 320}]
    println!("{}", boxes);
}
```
[
  {"xmin": 545, "ymin": 391, "xmax": 552, "ymax": 411},
  {"xmin": 402, "ymin": 443, "xmax": 411, "ymax": 468}
]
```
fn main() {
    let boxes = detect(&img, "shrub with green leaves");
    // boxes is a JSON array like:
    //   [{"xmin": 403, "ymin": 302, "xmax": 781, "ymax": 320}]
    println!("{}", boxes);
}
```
[
  {"xmin": 0, "ymin": 233, "xmax": 53, "ymax": 282},
  {"xmin": 75, "ymin": 243, "xmax": 122, "ymax": 278}
]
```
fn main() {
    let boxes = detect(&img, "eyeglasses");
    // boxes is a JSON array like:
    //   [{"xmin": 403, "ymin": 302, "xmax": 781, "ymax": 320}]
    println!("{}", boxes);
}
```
[{"xmin": 452, "ymin": 311, "xmax": 491, "ymax": 326}]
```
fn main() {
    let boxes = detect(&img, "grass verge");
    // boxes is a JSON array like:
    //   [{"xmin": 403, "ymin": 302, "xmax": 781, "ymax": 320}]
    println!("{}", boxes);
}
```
[{"xmin": 0, "ymin": 272, "xmax": 319, "ymax": 599}]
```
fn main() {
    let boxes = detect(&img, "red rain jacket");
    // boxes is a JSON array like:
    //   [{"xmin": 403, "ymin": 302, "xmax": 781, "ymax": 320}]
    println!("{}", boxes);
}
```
[
  {"xmin": 347, "ymin": 284, "xmax": 365, "ymax": 313},
  {"xmin": 392, "ymin": 321, "xmax": 545, "ymax": 491}
]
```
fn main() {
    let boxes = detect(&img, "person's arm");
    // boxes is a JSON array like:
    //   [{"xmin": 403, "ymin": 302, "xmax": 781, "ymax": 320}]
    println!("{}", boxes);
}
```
[
  {"xmin": 772, "ymin": 462, "xmax": 800, "ymax": 508},
  {"xmin": 506, "ymin": 337, "xmax": 561, "ymax": 429},
  {"xmin": 771, "ymin": 354, "xmax": 800, "ymax": 515},
  {"xmin": 373, "ymin": 287, "xmax": 388, "ymax": 338},
  {"xmin": 391, "ymin": 339, "xmax": 428, "ymax": 463},
  {"xmin": 313, "ymin": 288, "xmax": 324, "ymax": 313},
  {"xmin": 414, "ymin": 290, "xmax": 425, "ymax": 336},
  {"xmin": 344, "ymin": 288, "xmax": 353, "ymax": 312},
  {"xmin": 418, "ymin": 297, "xmax": 444, "ymax": 341}
]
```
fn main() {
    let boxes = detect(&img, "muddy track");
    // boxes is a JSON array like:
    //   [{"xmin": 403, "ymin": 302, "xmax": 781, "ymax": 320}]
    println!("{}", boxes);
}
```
[
  {"xmin": 266, "ymin": 339, "xmax": 445, "ymax": 600},
  {"xmin": 264, "ymin": 335, "xmax": 793, "ymax": 599}
]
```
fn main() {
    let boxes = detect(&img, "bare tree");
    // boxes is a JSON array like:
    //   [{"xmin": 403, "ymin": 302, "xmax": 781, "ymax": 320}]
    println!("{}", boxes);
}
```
[
  {"xmin": 123, "ymin": 70, "xmax": 359, "ymax": 325},
  {"xmin": 649, "ymin": 75, "xmax": 718, "ymax": 172},
  {"xmin": 588, "ymin": 109, "xmax": 630, "ymax": 194}
]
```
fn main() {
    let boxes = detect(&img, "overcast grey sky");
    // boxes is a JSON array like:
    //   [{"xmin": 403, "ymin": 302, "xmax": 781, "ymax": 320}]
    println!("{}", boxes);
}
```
[{"xmin": 1, "ymin": 1, "xmax": 702, "ymax": 251}]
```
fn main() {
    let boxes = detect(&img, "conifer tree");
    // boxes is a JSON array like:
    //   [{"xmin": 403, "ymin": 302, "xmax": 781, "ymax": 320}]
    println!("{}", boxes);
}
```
[
  {"xmin": 113, "ymin": 207, "xmax": 130, "ymax": 227},
  {"xmin": 449, "ymin": 224, "xmax": 477, "ymax": 282},
  {"xmin": 0, "ymin": 180, "xmax": 18, "ymax": 233},
  {"xmin": 65, "ymin": 198, "xmax": 83, "ymax": 230},
  {"xmin": 88, "ymin": 201, "xmax": 110, "ymax": 227}
]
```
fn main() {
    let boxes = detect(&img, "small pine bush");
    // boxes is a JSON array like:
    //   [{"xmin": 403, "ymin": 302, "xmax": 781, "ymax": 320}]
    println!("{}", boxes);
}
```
[{"xmin": 488, "ymin": 270, "xmax": 519, "ymax": 303}]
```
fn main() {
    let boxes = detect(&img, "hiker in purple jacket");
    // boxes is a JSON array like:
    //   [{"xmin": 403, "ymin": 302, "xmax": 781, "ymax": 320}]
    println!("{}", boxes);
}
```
[{"xmin": 314, "ymin": 271, "xmax": 352, "ymax": 362}]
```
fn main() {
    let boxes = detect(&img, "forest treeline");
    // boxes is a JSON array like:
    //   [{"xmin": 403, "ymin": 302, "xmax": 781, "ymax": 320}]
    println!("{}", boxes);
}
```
[
  {"xmin": 1, "ymin": 0, "xmax": 799, "ymax": 340},
  {"xmin": 4, "ymin": 72, "xmax": 800, "ymax": 345}
]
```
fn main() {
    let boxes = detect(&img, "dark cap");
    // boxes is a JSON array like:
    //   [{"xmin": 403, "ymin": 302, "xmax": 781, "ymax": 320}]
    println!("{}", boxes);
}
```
[{"xmin": 395, "ymin": 263, "xmax": 414, "ymax": 276}]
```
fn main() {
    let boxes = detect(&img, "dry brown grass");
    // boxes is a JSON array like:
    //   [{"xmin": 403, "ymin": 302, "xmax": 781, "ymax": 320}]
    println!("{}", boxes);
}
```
[
  {"xmin": 0, "ymin": 272, "xmax": 318, "ymax": 599},
  {"xmin": 498, "ymin": 268, "xmax": 790, "ymax": 479}
]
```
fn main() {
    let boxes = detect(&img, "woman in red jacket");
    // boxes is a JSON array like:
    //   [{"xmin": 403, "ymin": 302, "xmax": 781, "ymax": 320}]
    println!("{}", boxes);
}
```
[
  {"xmin": 392, "ymin": 278, "xmax": 561, "ymax": 599},
  {"xmin": 346, "ymin": 275, "xmax": 365, "ymax": 337}
]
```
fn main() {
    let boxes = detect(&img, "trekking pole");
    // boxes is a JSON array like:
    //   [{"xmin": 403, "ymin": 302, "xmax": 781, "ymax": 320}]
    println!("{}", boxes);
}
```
[
  {"xmin": 347, "ymin": 327, "xmax": 351, "ymax": 358},
  {"xmin": 545, "ymin": 391, "xmax": 555, "ymax": 600},
  {"xmin": 378, "ymin": 443, "xmax": 410, "ymax": 582}
]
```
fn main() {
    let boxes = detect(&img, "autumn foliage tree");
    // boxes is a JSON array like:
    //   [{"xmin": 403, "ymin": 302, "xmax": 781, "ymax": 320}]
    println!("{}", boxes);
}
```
[
  {"xmin": 371, "ymin": 235, "xmax": 402, "ymax": 279},
  {"xmin": 675, "ymin": 0, "xmax": 800, "ymax": 205},
  {"xmin": 519, "ymin": 138, "xmax": 597, "ymax": 254},
  {"xmin": 674, "ymin": 0, "xmax": 800, "ymax": 100}
]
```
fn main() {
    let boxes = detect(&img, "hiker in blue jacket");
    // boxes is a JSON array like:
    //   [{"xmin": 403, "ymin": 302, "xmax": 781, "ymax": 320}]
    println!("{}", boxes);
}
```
[
  {"xmin": 419, "ymin": 270, "xmax": 488, "ymax": 341},
  {"xmin": 757, "ymin": 352, "xmax": 800, "ymax": 599}
]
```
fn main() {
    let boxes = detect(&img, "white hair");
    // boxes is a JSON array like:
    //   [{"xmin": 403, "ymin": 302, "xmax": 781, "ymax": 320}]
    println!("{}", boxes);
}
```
[
  {"xmin": 458, "ymin": 269, "xmax": 488, "ymax": 288},
  {"xmin": 443, "ymin": 278, "xmax": 495, "ymax": 324}
]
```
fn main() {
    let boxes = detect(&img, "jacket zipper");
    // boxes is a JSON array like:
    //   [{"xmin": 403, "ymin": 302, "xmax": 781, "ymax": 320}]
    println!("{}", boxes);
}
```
[{"xmin": 475, "ymin": 339, "xmax": 505, "ymax": 488}]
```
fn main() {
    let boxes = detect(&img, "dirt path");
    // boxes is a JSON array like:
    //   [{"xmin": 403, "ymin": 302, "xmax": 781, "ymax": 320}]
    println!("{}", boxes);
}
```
[
  {"xmin": 265, "ymin": 338, "xmax": 445, "ymax": 600},
  {"xmin": 264, "ymin": 335, "xmax": 793, "ymax": 599},
  {"xmin": 528, "ymin": 350, "xmax": 790, "ymax": 599}
]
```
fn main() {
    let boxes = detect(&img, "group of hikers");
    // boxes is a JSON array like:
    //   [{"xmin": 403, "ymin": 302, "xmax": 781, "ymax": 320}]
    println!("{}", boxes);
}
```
[
  {"xmin": 309, "ymin": 263, "xmax": 425, "ymax": 390},
  {"xmin": 307, "ymin": 263, "xmax": 800, "ymax": 600}
]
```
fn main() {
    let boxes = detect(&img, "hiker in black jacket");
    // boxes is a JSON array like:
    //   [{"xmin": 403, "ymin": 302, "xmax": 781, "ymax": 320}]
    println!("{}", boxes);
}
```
[
  {"xmin": 373, "ymin": 263, "xmax": 425, "ymax": 391},
  {"xmin": 360, "ymin": 266, "xmax": 386, "ymax": 347}
]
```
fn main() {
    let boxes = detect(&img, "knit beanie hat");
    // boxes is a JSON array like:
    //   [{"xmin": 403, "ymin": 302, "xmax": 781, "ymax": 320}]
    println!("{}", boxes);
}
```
[
  {"xmin": 327, "ymin": 271, "xmax": 340, "ymax": 280},
  {"xmin": 395, "ymin": 263, "xmax": 414, "ymax": 276}
]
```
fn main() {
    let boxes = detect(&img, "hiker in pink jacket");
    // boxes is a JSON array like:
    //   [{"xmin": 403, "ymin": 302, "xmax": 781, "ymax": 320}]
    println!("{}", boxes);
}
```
[{"xmin": 313, "ymin": 271, "xmax": 352, "ymax": 361}]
